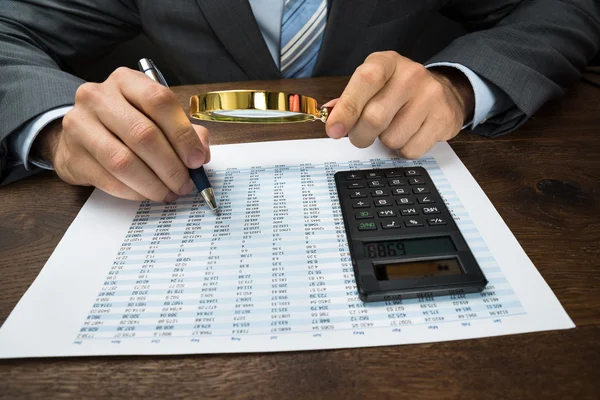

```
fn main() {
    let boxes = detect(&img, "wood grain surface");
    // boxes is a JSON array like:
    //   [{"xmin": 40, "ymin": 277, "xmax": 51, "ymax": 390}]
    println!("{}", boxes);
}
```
[{"xmin": 1, "ymin": 76, "xmax": 599, "ymax": 399}]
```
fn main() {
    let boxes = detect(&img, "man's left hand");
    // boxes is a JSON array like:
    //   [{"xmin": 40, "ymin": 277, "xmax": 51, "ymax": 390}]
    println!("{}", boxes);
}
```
[{"xmin": 325, "ymin": 51, "xmax": 475, "ymax": 159}]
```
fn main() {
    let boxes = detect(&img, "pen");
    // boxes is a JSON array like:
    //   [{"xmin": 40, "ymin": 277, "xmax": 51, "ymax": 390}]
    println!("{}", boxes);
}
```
[{"xmin": 138, "ymin": 58, "xmax": 218, "ymax": 211}]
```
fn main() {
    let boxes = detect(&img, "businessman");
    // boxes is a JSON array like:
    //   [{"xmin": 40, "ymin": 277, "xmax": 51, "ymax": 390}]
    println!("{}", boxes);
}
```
[{"xmin": 1, "ymin": 1, "xmax": 599, "ymax": 203}]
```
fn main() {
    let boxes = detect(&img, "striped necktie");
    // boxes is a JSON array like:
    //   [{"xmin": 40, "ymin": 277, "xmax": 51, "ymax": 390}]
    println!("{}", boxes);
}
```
[{"xmin": 280, "ymin": 0, "xmax": 327, "ymax": 78}]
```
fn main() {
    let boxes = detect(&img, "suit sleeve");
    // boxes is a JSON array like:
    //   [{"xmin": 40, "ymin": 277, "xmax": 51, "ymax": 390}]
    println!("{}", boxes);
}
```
[
  {"xmin": 430, "ymin": 0, "xmax": 600, "ymax": 137},
  {"xmin": 0, "ymin": 0, "xmax": 141, "ymax": 185}
]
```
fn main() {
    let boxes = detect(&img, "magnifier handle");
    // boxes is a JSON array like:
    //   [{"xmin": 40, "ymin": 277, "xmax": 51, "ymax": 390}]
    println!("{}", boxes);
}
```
[{"xmin": 318, "ymin": 105, "xmax": 334, "ymax": 122}]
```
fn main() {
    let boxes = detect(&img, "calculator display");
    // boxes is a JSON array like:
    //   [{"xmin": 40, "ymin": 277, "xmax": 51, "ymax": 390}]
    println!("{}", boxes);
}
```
[
  {"xmin": 374, "ymin": 258, "xmax": 463, "ymax": 281},
  {"xmin": 363, "ymin": 237, "xmax": 456, "ymax": 259}
]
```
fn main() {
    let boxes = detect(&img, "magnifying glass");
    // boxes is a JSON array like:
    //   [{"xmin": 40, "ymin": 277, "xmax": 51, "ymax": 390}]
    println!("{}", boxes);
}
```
[{"xmin": 189, "ymin": 90, "xmax": 333, "ymax": 124}]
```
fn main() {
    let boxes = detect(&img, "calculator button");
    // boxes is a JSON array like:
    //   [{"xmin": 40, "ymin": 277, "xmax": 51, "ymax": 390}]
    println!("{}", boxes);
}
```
[
  {"xmin": 417, "ymin": 195, "xmax": 435, "ymax": 204},
  {"xmin": 392, "ymin": 188, "xmax": 409, "ymax": 196},
  {"xmin": 371, "ymin": 189, "xmax": 389, "ymax": 197},
  {"xmin": 368, "ymin": 180, "xmax": 385, "ymax": 188},
  {"xmin": 388, "ymin": 179, "xmax": 406, "ymax": 186},
  {"xmin": 427, "ymin": 217, "xmax": 447, "ymax": 226},
  {"xmin": 409, "ymin": 178, "xmax": 425, "ymax": 185},
  {"xmin": 413, "ymin": 187, "xmax": 430, "ymax": 194},
  {"xmin": 355, "ymin": 211, "xmax": 374, "ymax": 219},
  {"xmin": 400, "ymin": 207, "xmax": 419, "ymax": 216},
  {"xmin": 345, "ymin": 173, "xmax": 361, "ymax": 180},
  {"xmin": 395, "ymin": 197, "xmax": 414, "ymax": 205},
  {"xmin": 422, "ymin": 206, "xmax": 441, "ymax": 215},
  {"xmin": 404, "ymin": 218, "xmax": 425, "ymax": 227},
  {"xmin": 385, "ymin": 171, "xmax": 402, "ymax": 178},
  {"xmin": 405, "ymin": 169, "xmax": 421, "ymax": 176},
  {"xmin": 374, "ymin": 199, "xmax": 393, "ymax": 207},
  {"xmin": 381, "ymin": 219, "xmax": 401, "ymax": 229},
  {"xmin": 358, "ymin": 221, "xmax": 377, "ymax": 231},
  {"xmin": 365, "ymin": 172, "xmax": 382, "ymax": 179},
  {"xmin": 347, "ymin": 182, "xmax": 364, "ymax": 189},
  {"xmin": 350, "ymin": 190, "xmax": 367, "ymax": 198},
  {"xmin": 352, "ymin": 201, "xmax": 370, "ymax": 209},
  {"xmin": 377, "ymin": 209, "xmax": 397, "ymax": 218}
]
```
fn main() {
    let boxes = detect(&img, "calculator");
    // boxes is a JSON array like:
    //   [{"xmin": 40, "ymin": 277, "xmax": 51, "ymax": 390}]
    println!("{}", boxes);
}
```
[{"xmin": 334, "ymin": 167, "xmax": 487, "ymax": 302}]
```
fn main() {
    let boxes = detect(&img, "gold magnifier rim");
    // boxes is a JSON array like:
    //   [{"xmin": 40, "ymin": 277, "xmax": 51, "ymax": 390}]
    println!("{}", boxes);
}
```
[{"xmin": 189, "ymin": 89, "xmax": 328, "ymax": 123}]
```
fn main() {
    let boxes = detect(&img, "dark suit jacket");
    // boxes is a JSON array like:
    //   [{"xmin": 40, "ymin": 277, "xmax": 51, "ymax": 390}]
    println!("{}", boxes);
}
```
[{"xmin": 1, "ymin": 0, "xmax": 599, "ymax": 185}]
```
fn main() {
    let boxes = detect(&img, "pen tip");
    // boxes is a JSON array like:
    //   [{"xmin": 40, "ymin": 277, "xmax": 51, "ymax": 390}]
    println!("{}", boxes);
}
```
[{"xmin": 201, "ymin": 188, "xmax": 218, "ymax": 211}]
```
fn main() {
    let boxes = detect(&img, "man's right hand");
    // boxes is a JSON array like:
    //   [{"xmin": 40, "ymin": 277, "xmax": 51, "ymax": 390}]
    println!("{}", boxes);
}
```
[{"xmin": 33, "ymin": 67, "xmax": 211, "ymax": 203}]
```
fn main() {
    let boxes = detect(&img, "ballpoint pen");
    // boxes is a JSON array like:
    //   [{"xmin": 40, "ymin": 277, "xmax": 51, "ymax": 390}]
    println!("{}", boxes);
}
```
[{"xmin": 137, "ymin": 58, "xmax": 218, "ymax": 211}]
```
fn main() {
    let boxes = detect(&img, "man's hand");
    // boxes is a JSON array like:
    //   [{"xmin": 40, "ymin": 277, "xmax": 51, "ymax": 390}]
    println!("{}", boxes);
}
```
[
  {"xmin": 325, "ymin": 51, "xmax": 475, "ymax": 159},
  {"xmin": 32, "ymin": 67, "xmax": 211, "ymax": 203}
]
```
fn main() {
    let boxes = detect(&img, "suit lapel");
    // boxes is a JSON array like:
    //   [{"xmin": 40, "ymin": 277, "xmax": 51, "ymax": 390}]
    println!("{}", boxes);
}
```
[
  {"xmin": 196, "ymin": 0, "xmax": 281, "ymax": 80},
  {"xmin": 313, "ymin": 0, "xmax": 379, "ymax": 76}
]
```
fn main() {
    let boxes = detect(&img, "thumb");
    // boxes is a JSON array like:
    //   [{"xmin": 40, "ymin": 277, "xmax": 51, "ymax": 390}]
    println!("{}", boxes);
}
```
[
  {"xmin": 193, "ymin": 124, "xmax": 211, "ymax": 164},
  {"xmin": 322, "ymin": 98, "xmax": 346, "ymax": 139},
  {"xmin": 322, "ymin": 98, "xmax": 339, "ymax": 108}
]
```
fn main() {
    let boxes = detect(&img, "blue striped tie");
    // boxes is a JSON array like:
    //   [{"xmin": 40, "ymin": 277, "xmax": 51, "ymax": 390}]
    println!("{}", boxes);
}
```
[{"xmin": 280, "ymin": 0, "xmax": 328, "ymax": 78}]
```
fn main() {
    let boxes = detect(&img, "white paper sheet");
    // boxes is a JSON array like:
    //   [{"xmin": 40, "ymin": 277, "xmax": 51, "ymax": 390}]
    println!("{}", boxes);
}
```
[{"xmin": 0, "ymin": 138, "xmax": 574, "ymax": 358}]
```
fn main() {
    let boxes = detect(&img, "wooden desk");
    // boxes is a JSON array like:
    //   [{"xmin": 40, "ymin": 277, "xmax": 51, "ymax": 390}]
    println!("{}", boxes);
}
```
[{"xmin": 1, "ymin": 77, "xmax": 599, "ymax": 399}]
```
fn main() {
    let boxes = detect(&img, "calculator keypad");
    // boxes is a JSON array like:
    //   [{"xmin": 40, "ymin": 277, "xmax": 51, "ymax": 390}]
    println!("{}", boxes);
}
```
[
  {"xmin": 417, "ymin": 195, "xmax": 434, "ymax": 204},
  {"xmin": 371, "ymin": 189, "xmax": 388, "ymax": 197},
  {"xmin": 368, "ymin": 180, "xmax": 385, "ymax": 188},
  {"xmin": 427, "ymin": 217, "xmax": 447, "ymax": 225},
  {"xmin": 335, "ymin": 167, "xmax": 454, "ymax": 234},
  {"xmin": 392, "ymin": 188, "xmax": 408, "ymax": 195},
  {"xmin": 381, "ymin": 220, "xmax": 401, "ymax": 229},
  {"xmin": 352, "ymin": 201, "xmax": 369, "ymax": 209},
  {"xmin": 378, "ymin": 209, "xmax": 396, "ymax": 218},
  {"xmin": 347, "ymin": 183, "xmax": 364, "ymax": 189},
  {"xmin": 388, "ymin": 179, "xmax": 405, "ymax": 186},
  {"xmin": 396, "ymin": 197, "xmax": 414, "ymax": 205},
  {"xmin": 355, "ymin": 211, "xmax": 374, "ymax": 219},
  {"xmin": 374, "ymin": 199, "xmax": 392, "ymax": 207},
  {"xmin": 404, "ymin": 218, "xmax": 425, "ymax": 227},
  {"xmin": 413, "ymin": 187, "xmax": 430, "ymax": 194}
]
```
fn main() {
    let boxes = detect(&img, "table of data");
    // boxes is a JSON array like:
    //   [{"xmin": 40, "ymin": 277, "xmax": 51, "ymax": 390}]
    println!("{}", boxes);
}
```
[{"xmin": 76, "ymin": 157, "xmax": 524, "ymax": 342}]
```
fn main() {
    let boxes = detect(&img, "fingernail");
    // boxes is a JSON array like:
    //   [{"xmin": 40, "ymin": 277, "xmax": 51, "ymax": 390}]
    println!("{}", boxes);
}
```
[
  {"xmin": 179, "ymin": 179, "xmax": 195, "ymax": 195},
  {"xmin": 328, "ymin": 123, "xmax": 346, "ymax": 139},
  {"xmin": 187, "ymin": 147, "xmax": 206, "ymax": 169},
  {"xmin": 164, "ymin": 191, "xmax": 178, "ymax": 203},
  {"xmin": 322, "ymin": 99, "xmax": 336, "ymax": 107}
]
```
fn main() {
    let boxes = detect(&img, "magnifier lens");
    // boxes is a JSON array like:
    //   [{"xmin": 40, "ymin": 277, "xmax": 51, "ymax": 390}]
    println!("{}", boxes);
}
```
[
  {"xmin": 212, "ymin": 109, "xmax": 305, "ymax": 118},
  {"xmin": 189, "ymin": 90, "xmax": 329, "ymax": 123}
]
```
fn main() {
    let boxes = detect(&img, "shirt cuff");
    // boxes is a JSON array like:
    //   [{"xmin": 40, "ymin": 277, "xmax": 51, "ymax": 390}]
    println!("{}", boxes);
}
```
[
  {"xmin": 425, "ymin": 62, "xmax": 513, "ymax": 129},
  {"xmin": 7, "ymin": 105, "xmax": 73, "ymax": 171}
]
